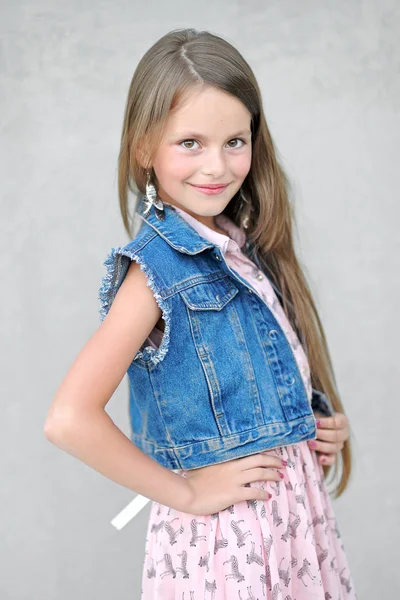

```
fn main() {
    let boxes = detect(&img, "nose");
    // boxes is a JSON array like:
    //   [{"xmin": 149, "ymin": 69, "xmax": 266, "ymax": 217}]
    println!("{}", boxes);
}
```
[{"xmin": 200, "ymin": 147, "xmax": 227, "ymax": 178}]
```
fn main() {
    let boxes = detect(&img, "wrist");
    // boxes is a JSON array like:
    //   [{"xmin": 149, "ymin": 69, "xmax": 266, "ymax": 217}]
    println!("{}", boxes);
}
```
[{"xmin": 166, "ymin": 471, "xmax": 195, "ymax": 514}]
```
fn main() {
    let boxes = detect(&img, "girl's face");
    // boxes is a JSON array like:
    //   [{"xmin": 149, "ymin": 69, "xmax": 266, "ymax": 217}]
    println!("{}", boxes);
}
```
[{"xmin": 151, "ymin": 86, "xmax": 252, "ymax": 226}]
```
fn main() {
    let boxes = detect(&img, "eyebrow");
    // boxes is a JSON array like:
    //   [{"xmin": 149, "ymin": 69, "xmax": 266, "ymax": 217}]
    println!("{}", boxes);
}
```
[{"xmin": 172, "ymin": 129, "xmax": 252, "ymax": 140}]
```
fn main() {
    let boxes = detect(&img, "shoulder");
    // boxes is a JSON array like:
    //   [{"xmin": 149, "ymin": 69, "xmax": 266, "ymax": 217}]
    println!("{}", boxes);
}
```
[
  {"xmin": 98, "ymin": 220, "xmax": 166, "ymax": 323},
  {"xmin": 118, "ymin": 220, "xmax": 159, "ymax": 256},
  {"xmin": 101, "ymin": 220, "xmax": 159, "ymax": 281}
]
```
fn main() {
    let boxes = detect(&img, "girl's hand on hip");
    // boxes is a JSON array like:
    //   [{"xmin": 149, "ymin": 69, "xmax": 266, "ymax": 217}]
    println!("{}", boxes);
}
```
[
  {"xmin": 181, "ymin": 453, "xmax": 286, "ymax": 516},
  {"xmin": 309, "ymin": 412, "xmax": 350, "ymax": 466}
]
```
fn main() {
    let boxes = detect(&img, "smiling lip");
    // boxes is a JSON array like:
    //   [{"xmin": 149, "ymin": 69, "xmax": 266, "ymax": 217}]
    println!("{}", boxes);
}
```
[
  {"xmin": 189, "ymin": 183, "xmax": 229, "ymax": 189},
  {"xmin": 189, "ymin": 183, "xmax": 229, "ymax": 196}
]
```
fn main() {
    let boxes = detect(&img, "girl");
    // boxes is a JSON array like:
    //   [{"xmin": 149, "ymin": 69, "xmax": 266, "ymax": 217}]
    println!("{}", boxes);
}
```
[{"xmin": 45, "ymin": 28, "xmax": 358, "ymax": 599}]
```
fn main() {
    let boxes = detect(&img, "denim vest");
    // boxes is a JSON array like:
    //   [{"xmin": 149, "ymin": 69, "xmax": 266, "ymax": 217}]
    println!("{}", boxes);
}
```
[{"xmin": 99, "ymin": 198, "xmax": 335, "ymax": 471}]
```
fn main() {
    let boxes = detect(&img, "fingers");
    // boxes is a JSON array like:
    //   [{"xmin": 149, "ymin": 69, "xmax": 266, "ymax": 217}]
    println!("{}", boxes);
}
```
[
  {"xmin": 313, "ymin": 426, "xmax": 348, "ymax": 443},
  {"xmin": 314, "ymin": 413, "xmax": 349, "ymax": 449},
  {"xmin": 238, "ymin": 466, "xmax": 283, "ymax": 486},
  {"xmin": 316, "ymin": 413, "xmax": 349, "ymax": 430},
  {"xmin": 237, "ymin": 453, "xmax": 286, "ymax": 471},
  {"xmin": 318, "ymin": 453, "xmax": 337, "ymax": 466},
  {"xmin": 242, "ymin": 486, "xmax": 272, "ymax": 502},
  {"xmin": 309, "ymin": 439, "xmax": 344, "ymax": 453}
]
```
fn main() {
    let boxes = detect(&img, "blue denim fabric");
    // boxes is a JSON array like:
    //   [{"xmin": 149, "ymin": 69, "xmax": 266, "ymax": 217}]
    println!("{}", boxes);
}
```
[{"xmin": 99, "ymin": 198, "xmax": 335, "ymax": 470}]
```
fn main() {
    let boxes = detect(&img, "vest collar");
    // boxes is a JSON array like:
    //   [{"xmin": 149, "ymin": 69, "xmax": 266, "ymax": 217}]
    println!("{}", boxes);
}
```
[{"xmin": 136, "ymin": 196, "xmax": 218, "ymax": 255}]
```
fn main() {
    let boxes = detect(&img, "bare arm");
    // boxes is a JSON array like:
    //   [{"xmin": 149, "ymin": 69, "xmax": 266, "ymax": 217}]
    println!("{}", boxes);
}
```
[{"xmin": 44, "ymin": 260, "xmax": 191, "ymax": 510}]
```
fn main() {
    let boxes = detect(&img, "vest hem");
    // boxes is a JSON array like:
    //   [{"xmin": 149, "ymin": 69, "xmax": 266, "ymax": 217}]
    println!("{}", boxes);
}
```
[{"xmin": 131, "ymin": 414, "xmax": 317, "ymax": 470}]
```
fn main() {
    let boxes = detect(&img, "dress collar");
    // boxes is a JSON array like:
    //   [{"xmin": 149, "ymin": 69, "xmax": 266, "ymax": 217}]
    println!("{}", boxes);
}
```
[{"xmin": 173, "ymin": 205, "xmax": 246, "ymax": 256}]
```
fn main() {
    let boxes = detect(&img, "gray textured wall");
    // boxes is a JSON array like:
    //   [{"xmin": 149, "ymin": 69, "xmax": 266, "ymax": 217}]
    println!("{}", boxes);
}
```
[{"xmin": 1, "ymin": 1, "xmax": 398, "ymax": 598}]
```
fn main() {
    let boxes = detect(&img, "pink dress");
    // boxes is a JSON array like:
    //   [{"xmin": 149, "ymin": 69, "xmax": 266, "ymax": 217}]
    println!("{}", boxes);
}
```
[{"xmin": 140, "ymin": 206, "xmax": 358, "ymax": 600}]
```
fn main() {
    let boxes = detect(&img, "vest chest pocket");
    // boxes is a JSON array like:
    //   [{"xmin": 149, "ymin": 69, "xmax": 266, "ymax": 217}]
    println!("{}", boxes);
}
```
[
  {"xmin": 178, "ymin": 276, "xmax": 244, "ymax": 438},
  {"xmin": 179, "ymin": 277, "xmax": 239, "ymax": 310}
]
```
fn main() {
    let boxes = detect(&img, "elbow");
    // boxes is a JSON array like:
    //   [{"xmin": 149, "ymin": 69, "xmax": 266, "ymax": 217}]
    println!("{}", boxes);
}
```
[
  {"xmin": 43, "ymin": 407, "xmax": 76, "ymax": 445},
  {"xmin": 43, "ymin": 418, "xmax": 59, "ymax": 443},
  {"xmin": 43, "ymin": 417, "xmax": 66, "ymax": 446}
]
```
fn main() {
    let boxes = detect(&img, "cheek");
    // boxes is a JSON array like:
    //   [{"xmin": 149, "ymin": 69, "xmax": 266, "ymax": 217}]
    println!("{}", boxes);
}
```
[
  {"xmin": 154, "ymin": 149, "xmax": 193, "ymax": 182},
  {"xmin": 232, "ymin": 152, "xmax": 252, "ymax": 178}
]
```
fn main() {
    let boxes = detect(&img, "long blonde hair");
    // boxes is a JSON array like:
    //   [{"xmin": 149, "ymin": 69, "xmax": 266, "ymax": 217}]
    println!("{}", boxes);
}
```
[{"xmin": 117, "ymin": 28, "xmax": 353, "ymax": 497}]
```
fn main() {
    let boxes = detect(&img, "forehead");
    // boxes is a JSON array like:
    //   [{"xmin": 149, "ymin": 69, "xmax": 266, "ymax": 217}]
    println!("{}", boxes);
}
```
[{"xmin": 166, "ymin": 86, "xmax": 251, "ymax": 135}]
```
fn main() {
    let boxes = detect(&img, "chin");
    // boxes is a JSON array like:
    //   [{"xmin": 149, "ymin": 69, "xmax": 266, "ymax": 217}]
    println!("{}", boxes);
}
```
[
  {"xmin": 189, "ymin": 202, "xmax": 230, "ymax": 217},
  {"xmin": 190, "ymin": 194, "xmax": 234, "ymax": 211}
]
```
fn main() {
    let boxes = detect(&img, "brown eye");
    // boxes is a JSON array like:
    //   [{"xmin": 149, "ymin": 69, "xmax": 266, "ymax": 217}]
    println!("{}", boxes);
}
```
[
  {"xmin": 180, "ymin": 140, "xmax": 199, "ymax": 150},
  {"xmin": 227, "ymin": 138, "xmax": 245, "ymax": 148}
]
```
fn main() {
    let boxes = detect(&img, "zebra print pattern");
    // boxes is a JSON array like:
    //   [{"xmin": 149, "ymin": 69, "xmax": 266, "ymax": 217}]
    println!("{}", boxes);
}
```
[{"xmin": 141, "ymin": 442, "xmax": 358, "ymax": 599}]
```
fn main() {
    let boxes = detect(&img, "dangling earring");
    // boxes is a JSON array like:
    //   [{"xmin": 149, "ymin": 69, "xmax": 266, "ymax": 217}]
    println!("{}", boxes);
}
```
[
  {"xmin": 143, "ymin": 169, "xmax": 165, "ymax": 220},
  {"xmin": 239, "ymin": 187, "xmax": 250, "ymax": 230}
]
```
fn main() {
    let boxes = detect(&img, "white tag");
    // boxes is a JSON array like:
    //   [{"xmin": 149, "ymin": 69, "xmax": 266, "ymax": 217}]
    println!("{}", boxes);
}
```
[
  {"xmin": 111, "ymin": 494, "xmax": 151, "ymax": 530},
  {"xmin": 111, "ymin": 469, "xmax": 182, "ymax": 530}
]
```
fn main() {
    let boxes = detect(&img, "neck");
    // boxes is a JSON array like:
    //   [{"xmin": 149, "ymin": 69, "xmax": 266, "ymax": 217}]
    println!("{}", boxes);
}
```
[{"xmin": 166, "ymin": 200, "xmax": 224, "ymax": 235}]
